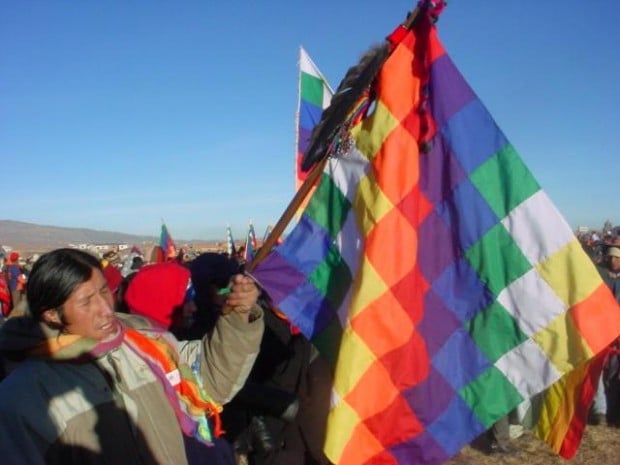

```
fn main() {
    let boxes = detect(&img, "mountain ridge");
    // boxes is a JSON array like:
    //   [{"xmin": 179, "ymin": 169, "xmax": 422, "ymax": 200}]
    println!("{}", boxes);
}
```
[{"xmin": 0, "ymin": 220, "xmax": 206, "ymax": 252}]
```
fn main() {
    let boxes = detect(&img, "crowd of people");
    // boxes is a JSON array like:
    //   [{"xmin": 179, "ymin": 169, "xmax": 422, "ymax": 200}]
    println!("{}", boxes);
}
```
[
  {"xmin": 579, "ymin": 232, "xmax": 620, "ymax": 427},
  {"xmin": 0, "ymin": 225, "xmax": 618, "ymax": 464},
  {"xmin": 0, "ymin": 251, "xmax": 38, "ymax": 318},
  {"xmin": 0, "ymin": 245, "xmax": 332, "ymax": 465}
]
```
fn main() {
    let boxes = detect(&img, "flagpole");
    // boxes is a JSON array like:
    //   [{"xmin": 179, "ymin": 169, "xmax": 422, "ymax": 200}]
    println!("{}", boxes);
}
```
[{"xmin": 247, "ymin": 4, "xmax": 427, "ymax": 272}]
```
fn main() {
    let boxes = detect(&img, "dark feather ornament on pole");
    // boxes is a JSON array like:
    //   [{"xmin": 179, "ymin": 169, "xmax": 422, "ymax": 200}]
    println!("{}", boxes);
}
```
[
  {"xmin": 249, "ymin": 1, "xmax": 447, "ymax": 272},
  {"xmin": 301, "ymin": 0, "xmax": 447, "ymax": 172},
  {"xmin": 300, "ymin": 43, "xmax": 390, "ymax": 172}
]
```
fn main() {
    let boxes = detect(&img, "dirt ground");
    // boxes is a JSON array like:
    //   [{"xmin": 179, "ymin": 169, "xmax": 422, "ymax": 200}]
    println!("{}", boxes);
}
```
[{"xmin": 445, "ymin": 424, "xmax": 620, "ymax": 465}]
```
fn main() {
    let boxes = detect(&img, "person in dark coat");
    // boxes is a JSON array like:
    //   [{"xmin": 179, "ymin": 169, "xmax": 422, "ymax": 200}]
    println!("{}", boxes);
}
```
[
  {"xmin": 597, "ymin": 240, "xmax": 620, "ymax": 426},
  {"xmin": 190, "ymin": 253, "xmax": 332, "ymax": 464},
  {"xmin": 190, "ymin": 252, "xmax": 241, "ymax": 337}
]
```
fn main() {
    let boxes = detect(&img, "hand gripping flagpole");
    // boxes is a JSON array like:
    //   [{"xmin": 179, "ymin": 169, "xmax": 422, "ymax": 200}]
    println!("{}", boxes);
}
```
[{"xmin": 247, "ymin": 1, "xmax": 445, "ymax": 273}]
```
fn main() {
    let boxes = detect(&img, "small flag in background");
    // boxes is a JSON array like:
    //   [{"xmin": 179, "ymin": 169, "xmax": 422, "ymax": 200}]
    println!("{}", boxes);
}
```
[
  {"xmin": 226, "ymin": 226, "xmax": 236, "ymax": 258},
  {"xmin": 159, "ymin": 222, "xmax": 177, "ymax": 261},
  {"xmin": 253, "ymin": 4, "xmax": 620, "ymax": 465},
  {"xmin": 262, "ymin": 224, "xmax": 282, "ymax": 246},
  {"xmin": 244, "ymin": 222, "xmax": 258, "ymax": 262},
  {"xmin": 249, "ymin": 222, "xmax": 258, "ymax": 250},
  {"xmin": 263, "ymin": 225, "xmax": 273, "ymax": 244},
  {"xmin": 296, "ymin": 47, "xmax": 333, "ymax": 215}
]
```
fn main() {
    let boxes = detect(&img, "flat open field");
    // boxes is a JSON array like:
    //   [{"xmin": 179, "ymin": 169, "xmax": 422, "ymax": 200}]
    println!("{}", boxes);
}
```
[{"xmin": 446, "ymin": 424, "xmax": 620, "ymax": 465}]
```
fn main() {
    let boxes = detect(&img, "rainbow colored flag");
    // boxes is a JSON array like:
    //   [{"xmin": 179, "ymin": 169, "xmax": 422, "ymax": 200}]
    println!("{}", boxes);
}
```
[
  {"xmin": 296, "ymin": 47, "xmax": 333, "ymax": 213},
  {"xmin": 253, "ymin": 6, "xmax": 620, "ymax": 465},
  {"xmin": 159, "ymin": 223, "xmax": 177, "ymax": 261}
]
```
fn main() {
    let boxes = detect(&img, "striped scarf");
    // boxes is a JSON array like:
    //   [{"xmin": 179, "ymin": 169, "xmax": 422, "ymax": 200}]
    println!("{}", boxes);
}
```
[
  {"xmin": 27, "ymin": 320, "xmax": 222, "ymax": 445},
  {"xmin": 123, "ymin": 328, "xmax": 223, "ymax": 443}
]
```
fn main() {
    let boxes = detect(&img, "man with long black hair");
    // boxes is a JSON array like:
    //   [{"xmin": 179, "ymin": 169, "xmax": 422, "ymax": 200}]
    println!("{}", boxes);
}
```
[{"xmin": 0, "ymin": 248, "xmax": 264, "ymax": 465}]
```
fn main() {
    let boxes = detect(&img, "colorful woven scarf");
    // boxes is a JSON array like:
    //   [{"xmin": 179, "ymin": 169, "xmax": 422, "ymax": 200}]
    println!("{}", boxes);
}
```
[
  {"xmin": 123, "ymin": 328, "xmax": 223, "ymax": 443},
  {"xmin": 26, "ymin": 319, "xmax": 222, "ymax": 445}
]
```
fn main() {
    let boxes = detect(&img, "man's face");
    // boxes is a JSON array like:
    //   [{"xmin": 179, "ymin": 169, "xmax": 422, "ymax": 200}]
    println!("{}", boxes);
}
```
[
  {"xmin": 610, "ymin": 255, "xmax": 620, "ymax": 273},
  {"xmin": 60, "ymin": 269, "xmax": 119, "ymax": 340}
]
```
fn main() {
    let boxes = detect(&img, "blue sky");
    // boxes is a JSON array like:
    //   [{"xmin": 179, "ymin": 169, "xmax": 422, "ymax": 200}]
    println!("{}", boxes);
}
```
[{"xmin": 2, "ymin": 1, "xmax": 618, "ymax": 241}]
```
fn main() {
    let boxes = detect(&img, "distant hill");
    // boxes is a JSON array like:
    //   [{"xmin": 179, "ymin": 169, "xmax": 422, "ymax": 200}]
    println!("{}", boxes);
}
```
[{"xmin": 0, "ymin": 220, "xmax": 160, "ymax": 252}]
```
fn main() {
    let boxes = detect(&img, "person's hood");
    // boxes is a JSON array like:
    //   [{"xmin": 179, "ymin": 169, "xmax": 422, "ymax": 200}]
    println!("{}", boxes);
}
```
[{"xmin": 0, "ymin": 316, "xmax": 54, "ymax": 357}]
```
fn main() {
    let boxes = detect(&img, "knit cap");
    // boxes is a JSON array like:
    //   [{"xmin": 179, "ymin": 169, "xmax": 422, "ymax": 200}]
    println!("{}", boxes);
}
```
[{"xmin": 125, "ymin": 262, "xmax": 191, "ymax": 328}]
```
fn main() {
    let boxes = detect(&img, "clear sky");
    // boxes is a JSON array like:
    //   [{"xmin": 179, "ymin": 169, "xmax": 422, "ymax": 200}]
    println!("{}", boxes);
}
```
[{"xmin": 2, "ymin": 1, "xmax": 618, "ymax": 241}]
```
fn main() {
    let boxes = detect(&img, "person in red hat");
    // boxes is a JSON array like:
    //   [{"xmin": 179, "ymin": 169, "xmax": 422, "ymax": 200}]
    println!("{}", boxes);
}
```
[
  {"xmin": 0, "ymin": 270, "xmax": 10, "ymax": 319},
  {"xmin": 5, "ymin": 252, "xmax": 22, "ymax": 309},
  {"xmin": 124, "ymin": 261, "xmax": 240, "ymax": 463},
  {"xmin": 125, "ymin": 262, "xmax": 197, "ymax": 339}
]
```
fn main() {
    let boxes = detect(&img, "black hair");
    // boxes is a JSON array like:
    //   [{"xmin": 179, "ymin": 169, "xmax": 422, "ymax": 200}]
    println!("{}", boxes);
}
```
[
  {"xmin": 115, "ymin": 271, "xmax": 137, "ymax": 314},
  {"xmin": 131, "ymin": 256, "xmax": 144, "ymax": 270},
  {"xmin": 27, "ymin": 248, "xmax": 102, "ymax": 321}
]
